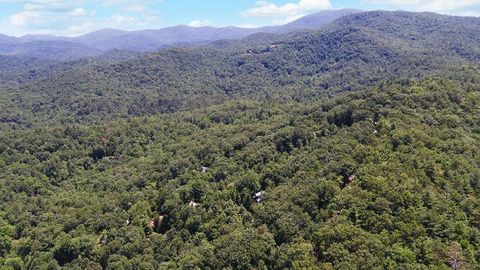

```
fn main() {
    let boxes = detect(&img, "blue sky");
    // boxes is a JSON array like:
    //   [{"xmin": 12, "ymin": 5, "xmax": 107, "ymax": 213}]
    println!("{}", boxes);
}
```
[{"xmin": 1, "ymin": 0, "xmax": 479, "ymax": 36}]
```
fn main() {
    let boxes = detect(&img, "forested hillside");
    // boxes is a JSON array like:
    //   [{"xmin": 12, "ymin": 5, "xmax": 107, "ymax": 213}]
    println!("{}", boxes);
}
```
[
  {"xmin": 1, "ymin": 11, "xmax": 479, "ymax": 129},
  {"xmin": 1, "ymin": 10, "xmax": 480, "ymax": 270},
  {"xmin": 1, "ymin": 74, "xmax": 479, "ymax": 269}
]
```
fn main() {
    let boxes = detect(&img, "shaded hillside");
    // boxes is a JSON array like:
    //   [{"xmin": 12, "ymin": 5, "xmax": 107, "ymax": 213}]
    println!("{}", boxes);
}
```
[{"xmin": 1, "ymin": 11, "xmax": 479, "ymax": 128}]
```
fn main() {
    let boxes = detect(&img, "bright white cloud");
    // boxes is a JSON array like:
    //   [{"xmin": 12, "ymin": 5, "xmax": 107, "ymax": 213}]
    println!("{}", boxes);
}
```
[
  {"xmin": 110, "ymin": 14, "xmax": 138, "ymax": 24},
  {"xmin": 188, "ymin": 19, "xmax": 213, "ymax": 27},
  {"xmin": 8, "ymin": 6, "xmax": 93, "ymax": 30},
  {"xmin": 366, "ymin": 0, "xmax": 480, "ymax": 13},
  {"xmin": 4, "ymin": 13, "xmax": 149, "ymax": 36},
  {"xmin": 242, "ymin": 0, "xmax": 332, "ymax": 17}
]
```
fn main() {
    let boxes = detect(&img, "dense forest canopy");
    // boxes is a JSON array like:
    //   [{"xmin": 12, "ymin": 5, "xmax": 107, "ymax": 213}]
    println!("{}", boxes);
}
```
[{"xmin": 0, "ymin": 10, "xmax": 480, "ymax": 270}]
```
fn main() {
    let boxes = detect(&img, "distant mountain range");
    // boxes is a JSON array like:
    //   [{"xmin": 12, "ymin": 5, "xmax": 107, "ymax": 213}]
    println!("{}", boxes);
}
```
[{"xmin": 0, "ymin": 9, "xmax": 361, "ymax": 60}]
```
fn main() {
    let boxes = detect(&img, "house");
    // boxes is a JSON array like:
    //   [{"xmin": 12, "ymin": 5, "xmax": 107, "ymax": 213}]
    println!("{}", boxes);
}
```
[
  {"xmin": 148, "ymin": 215, "xmax": 166, "ymax": 229},
  {"xmin": 100, "ymin": 236, "xmax": 108, "ymax": 245},
  {"xmin": 189, "ymin": 201, "xmax": 199, "ymax": 208},
  {"xmin": 148, "ymin": 219, "xmax": 156, "ymax": 229},
  {"xmin": 348, "ymin": 175, "xmax": 356, "ymax": 183},
  {"xmin": 253, "ymin": 191, "xmax": 266, "ymax": 203}
]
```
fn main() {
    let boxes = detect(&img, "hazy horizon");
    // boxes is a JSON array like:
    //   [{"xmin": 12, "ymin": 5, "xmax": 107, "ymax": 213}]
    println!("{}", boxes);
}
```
[{"xmin": 2, "ymin": 8, "xmax": 366, "ymax": 38}]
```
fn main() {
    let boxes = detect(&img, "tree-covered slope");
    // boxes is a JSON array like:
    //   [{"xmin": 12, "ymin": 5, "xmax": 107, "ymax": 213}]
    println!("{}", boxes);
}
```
[
  {"xmin": 0, "ymin": 74, "xmax": 479, "ymax": 269},
  {"xmin": 1, "ymin": 11, "xmax": 479, "ymax": 129}
]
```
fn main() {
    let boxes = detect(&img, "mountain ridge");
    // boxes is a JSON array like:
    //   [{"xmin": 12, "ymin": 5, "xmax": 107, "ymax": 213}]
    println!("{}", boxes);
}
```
[{"xmin": 0, "ymin": 9, "xmax": 362, "ymax": 57}]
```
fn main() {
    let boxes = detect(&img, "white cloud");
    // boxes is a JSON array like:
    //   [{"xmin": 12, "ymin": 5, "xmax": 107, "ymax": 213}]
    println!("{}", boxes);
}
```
[
  {"xmin": 242, "ymin": 0, "xmax": 331, "ymax": 17},
  {"xmin": 110, "ymin": 14, "xmax": 138, "ymax": 24},
  {"xmin": 9, "ymin": 11, "xmax": 41, "ymax": 27},
  {"xmin": 69, "ymin": 7, "xmax": 88, "ymax": 16},
  {"xmin": 366, "ymin": 0, "xmax": 480, "ymax": 13},
  {"xmin": 188, "ymin": 19, "xmax": 213, "ymax": 27},
  {"xmin": 8, "ymin": 7, "xmax": 93, "ymax": 29},
  {"xmin": 0, "ymin": 0, "xmax": 163, "ymax": 36},
  {"xmin": 3, "ymin": 13, "xmax": 150, "ymax": 36},
  {"xmin": 123, "ymin": 4, "xmax": 147, "ymax": 13}
]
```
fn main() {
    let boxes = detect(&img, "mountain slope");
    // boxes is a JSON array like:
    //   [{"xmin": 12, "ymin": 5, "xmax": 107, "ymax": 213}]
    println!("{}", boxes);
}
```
[
  {"xmin": 335, "ymin": 11, "xmax": 480, "ymax": 61},
  {"xmin": 1, "ymin": 11, "xmax": 478, "ymax": 128}
]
